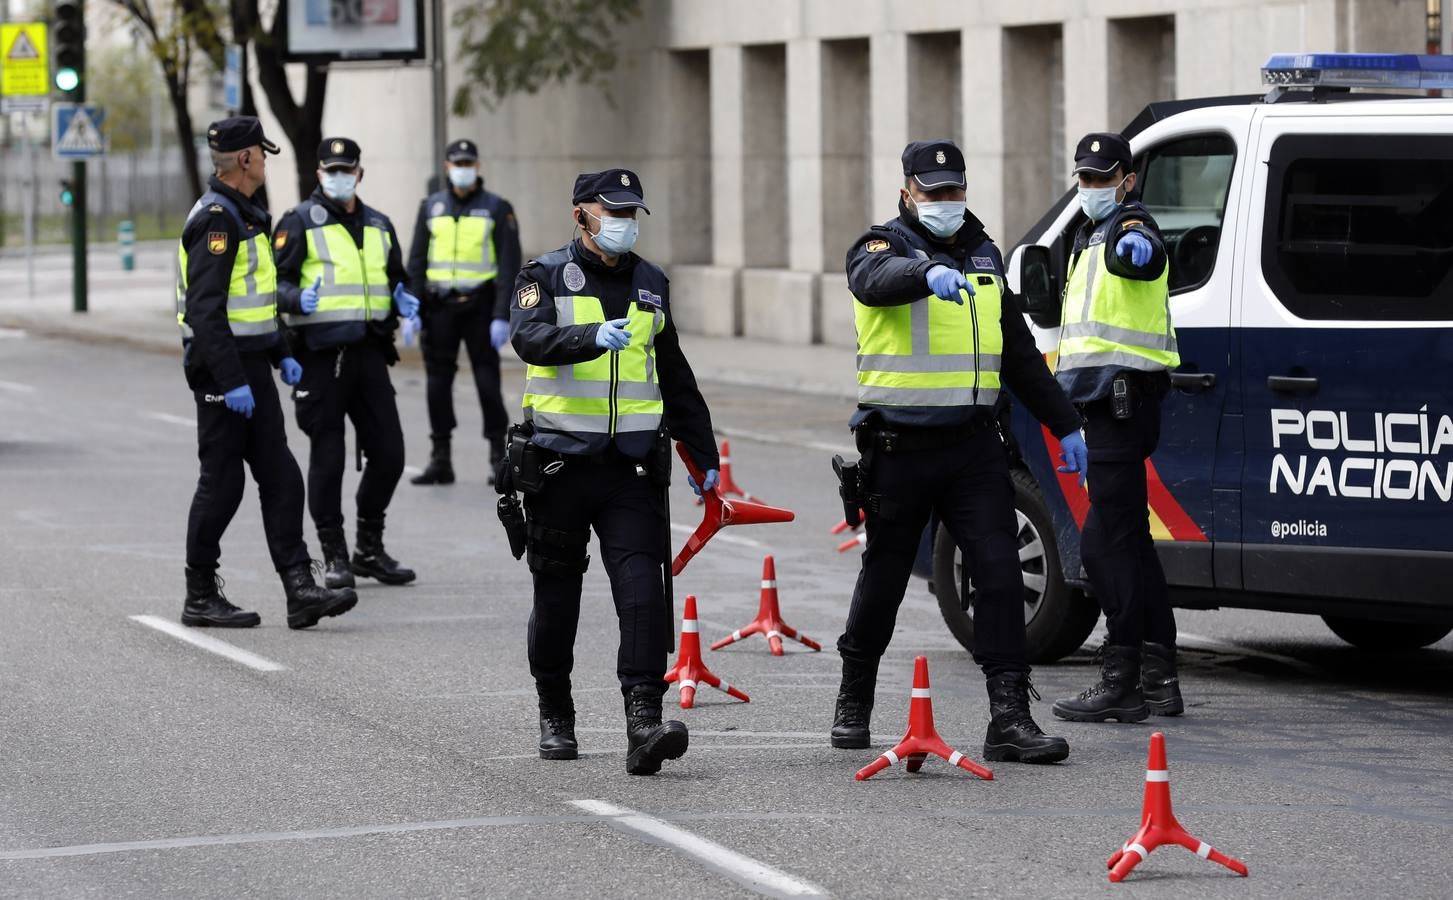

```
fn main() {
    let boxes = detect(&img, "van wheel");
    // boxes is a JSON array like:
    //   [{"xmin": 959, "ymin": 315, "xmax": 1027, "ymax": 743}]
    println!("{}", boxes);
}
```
[
  {"xmin": 934, "ymin": 469, "xmax": 1099, "ymax": 664},
  {"xmin": 1322, "ymin": 617, "xmax": 1453, "ymax": 651}
]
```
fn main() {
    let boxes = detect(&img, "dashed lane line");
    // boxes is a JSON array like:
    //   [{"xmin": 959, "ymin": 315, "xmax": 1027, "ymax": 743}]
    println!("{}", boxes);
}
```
[
  {"xmin": 146, "ymin": 411, "xmax": 196, "ymax": 427},
  {"xmin": 129, "ymin": 615, "xmax": 286, "ymax": 672}
]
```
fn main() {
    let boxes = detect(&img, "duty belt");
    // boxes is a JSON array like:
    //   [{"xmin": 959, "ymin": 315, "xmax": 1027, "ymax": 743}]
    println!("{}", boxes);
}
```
[{"xmin": 867, "ymin": 418, "xmax": 991, "ymax": 454}]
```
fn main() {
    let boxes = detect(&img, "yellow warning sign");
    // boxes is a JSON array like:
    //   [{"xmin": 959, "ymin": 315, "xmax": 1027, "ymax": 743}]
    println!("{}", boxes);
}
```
[{"xmin": 1, "ymin": 23, "xmax": 49, "ymax": 100}]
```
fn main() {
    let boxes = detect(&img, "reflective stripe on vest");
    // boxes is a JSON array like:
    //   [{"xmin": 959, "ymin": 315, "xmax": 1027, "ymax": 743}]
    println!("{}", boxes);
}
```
[
  {"xmin": 522, "ymin": 296, "xmax": 665, "ymax": 436},
  {"xmin": 175, "ymin": 230, "xmax": 279, "ymax": 339},
  {"xmin": 426, "ymin": 214, "xmax": 496, "ymax": 290},
  {"xmin": 853, "ymin": 275, "xmax": 1003, "ymax": 409},
  {"xmin": 1056, "ymin": 240, "xmax": 1179, "ymax": 373},
  {"xmin": 283, "ymin": 222, "xmax": 392, "ymax": 327}
]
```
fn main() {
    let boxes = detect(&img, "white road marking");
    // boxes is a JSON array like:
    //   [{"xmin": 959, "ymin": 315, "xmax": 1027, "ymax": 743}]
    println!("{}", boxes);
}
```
[
  {"xmin": 671, "ymin": 522, "xmax": 765, "ymax": 549},
  {"xmin": 0, "ymin": 327, "xmax": 27, "ymax": 339},
  {"xmin": 403, "ymin": 465, "xmax": 424, "ymax": 476},
  {"xmin": 0, "ymin": 379, "xmax": 36, "ymax": 393},
  {"xmin": 577, "ymin": 726, "xmax": 824, "ymax": 739},
  {"xmin": 715, "ymin": 425, "xmax": 853, "ymax": 456},
  {"xmin": 146, "ymin": 411, "xmax": 196, "ymax": 427},
  {"xmin": 1176, "ymin": 630, "xmax": 1320, "ymax": 675},
  {"xmin": 570, "ymin": 800, "xmax": 829, "ymax": 898},
  {"xmin": 129, "ymin": 615, "xmax": 285, "ymax": 672}
]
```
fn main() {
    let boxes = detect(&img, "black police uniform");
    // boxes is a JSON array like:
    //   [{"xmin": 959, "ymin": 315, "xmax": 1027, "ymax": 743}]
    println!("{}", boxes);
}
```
[
  {"xmin": 178, "ymin": 117, "xmax": 357, "ymax": 631},
  {"xmin": 507, "ymin": 168, "xmax": 718, "ymax": 774},
  {"xmin": 1053, "ymin": 132, "xmax": 1182, "ymax": 722},
  {"xmin": 832, "ymin": 141, "xmax": 1081, "ymax": 764},
  {"xmin": 274, "ymin": 138, "xmax": 415, "ymax": 590},
  {"xmin": 406, "ymin": 140, "xmax": 521, "ymax": 483}
]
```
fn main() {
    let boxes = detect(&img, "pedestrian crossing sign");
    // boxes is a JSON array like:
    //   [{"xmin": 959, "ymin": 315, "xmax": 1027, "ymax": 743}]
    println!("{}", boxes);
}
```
[{"xmin": 53, "ymin": 104, "xmax": 107, "ymax": 160}]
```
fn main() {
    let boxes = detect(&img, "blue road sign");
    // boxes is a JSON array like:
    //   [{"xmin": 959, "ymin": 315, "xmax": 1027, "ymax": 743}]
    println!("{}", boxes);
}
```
[
  {"xmin": 52, "ymin": 103, "xmax": 105, "ymax": 159},
  {"xmin": 224, "ymin": 45, "xmax": 242, "ymax": 111}
]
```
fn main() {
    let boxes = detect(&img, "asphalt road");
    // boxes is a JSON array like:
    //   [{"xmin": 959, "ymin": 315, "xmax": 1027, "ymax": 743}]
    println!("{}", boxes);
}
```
[{"xmin": 2, "ymin": 331, "xmax": 1450, "ymax": 899}]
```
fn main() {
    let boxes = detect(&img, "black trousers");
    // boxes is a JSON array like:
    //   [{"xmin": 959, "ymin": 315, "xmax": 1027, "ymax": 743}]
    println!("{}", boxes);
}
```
[
  {"xmin": 838, "ymin": 426, "xmax": 1029, "ymax": 678},
  {"xmin": 420, "ymin": 301, "xmax": 510, "ymax": 444},
  {"xmin": 1080, "ymin": 384, "xmax": 1177, "ymax": 648},
  {"xmin": 292, "ymin": 341, "xmax": 406, "ymax": 533},
  {"xmin": 186, "ymin": 354, "xmax": 309, "ymax": 573},
  {"xmin": 523, "ymin": 450, "xmax": 670, "ymax": 694}
]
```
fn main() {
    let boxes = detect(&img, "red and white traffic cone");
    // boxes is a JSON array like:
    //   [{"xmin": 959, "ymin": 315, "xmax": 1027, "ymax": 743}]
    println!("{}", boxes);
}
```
[
  {"xmin": 854, "ymin": 656, "xmax": 992, "ymax": 781},
  {"xmin": 1106, "ymin": 731, "xmax": 1249, "ymax": 883},
  {"xmin": 665, "ymin": 595, "xmax": 750, "ymax": 709},
  {"xmin": 837, "ymin": 531, "xmax": 866, "ymax": 553},
  {"xmin": 673, "ymin": 443, "xmax": 795, "ymax": 576},
  {"xmin": 829, "ymin": 513, "xmax": 864, "ymax": 535},
  {"xmin": 695, "ymin": 439, "xmax": 765, "ymax": 506},
  {"xmin": 711, "ymin": 556, "xmax": 822, "ymax": 656}
]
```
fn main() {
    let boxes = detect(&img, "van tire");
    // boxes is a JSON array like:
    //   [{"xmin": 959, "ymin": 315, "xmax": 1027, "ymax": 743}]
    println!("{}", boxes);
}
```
[
  {"xmin": 1321, "ymin": 617, "xmax": 1453, "ymax": 651},
  {"xmin": 934, "ymin": 469, "xmax": 1099, "ymax": 664}
]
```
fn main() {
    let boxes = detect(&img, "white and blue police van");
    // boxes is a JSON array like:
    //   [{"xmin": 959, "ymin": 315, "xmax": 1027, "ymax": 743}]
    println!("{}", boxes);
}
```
[{"xmin": 925, "ymin": 54, "xmax": 1453, "ymax": 660}]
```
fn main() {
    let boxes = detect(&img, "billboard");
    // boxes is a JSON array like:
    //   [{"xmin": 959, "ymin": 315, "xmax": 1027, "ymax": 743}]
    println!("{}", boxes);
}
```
[{"xmin": 282, "ymin": 0, "xmax": 425, "ymax": 63}]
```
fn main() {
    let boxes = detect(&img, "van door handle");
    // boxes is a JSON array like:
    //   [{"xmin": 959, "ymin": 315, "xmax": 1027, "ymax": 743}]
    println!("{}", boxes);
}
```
[
  {"xmin": 1169, "ymin": 372, "xmax": 1216, "ymax": 393},
  {"xmin": 1268, "ymin": 375, "xmax": 1319, "ymax": 396}
]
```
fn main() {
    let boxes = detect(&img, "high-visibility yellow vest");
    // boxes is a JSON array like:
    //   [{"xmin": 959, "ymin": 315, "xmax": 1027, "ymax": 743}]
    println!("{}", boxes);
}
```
[
  {"xmin": 522, "ymin": 297, "xmax": 665, "ymax": 436},
  {"xmin": 175, "ymin": 193, "xmax": 278, "ymax": 341},
  {"xmin": 426, "ymin": 213, "xmax": 496, "ymax": 290},
  {"xmin": 1056, "ymin": 236, "xmax": 1179, "ymax": 374},
  {"xmin": 281, "ymin": 216, "xmax": 392, "ymax": 327},
  {"xmin": 854, "ymin": 273, "xmax": 1004, "ymax": 410}
]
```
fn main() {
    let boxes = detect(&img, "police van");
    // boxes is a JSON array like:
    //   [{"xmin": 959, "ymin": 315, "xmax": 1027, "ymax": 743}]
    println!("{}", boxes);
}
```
[{"xmin": 927, "ymin": 54, "xmax": 1453, "ymax": 660}]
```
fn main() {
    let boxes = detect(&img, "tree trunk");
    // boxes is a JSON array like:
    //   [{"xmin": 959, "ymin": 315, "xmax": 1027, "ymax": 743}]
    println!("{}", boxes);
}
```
[{"xmin": 165, "ymin": 73, "xmax": 204, "ymax": 200}]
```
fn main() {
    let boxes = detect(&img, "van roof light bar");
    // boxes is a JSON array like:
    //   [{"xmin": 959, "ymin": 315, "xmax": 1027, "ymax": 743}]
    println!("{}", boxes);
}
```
[{"xmin": 1262, "ymin": 53, "xmax": 1453, "ymax": 99}]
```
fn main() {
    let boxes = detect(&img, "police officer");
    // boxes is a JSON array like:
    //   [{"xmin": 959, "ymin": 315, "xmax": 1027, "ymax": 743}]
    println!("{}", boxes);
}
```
[
  {"xmin": 274, "ymin": 137, "xmax": 419, "ymax": 590},
  {"xmin": 406, "ymin": 139, "xmax": 521, "ymax": 485},
  {"xmin": 833, "ymin": 140, "xmax": 1088, "ymax": 764},
  {"xmin": 176, "ymin": 117, "xmax": 358, "ymax": 630},
  {"xmin": 508, "ymin": 168, "xmax": 720, "ymax": 775},
  {"xmin": 1051, "ymin": 132, "xmax": 1183, "ymax": 723}
]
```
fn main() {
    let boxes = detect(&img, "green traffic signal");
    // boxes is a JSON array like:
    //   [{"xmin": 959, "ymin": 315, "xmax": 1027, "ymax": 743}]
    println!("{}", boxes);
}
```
[
  {"xmin": 54, "ymin": 67, "xmax": 80, "ymax": 92},
  {"xmin": 59, "ymin": 180, "xmax": 74, "ymax": 206}
]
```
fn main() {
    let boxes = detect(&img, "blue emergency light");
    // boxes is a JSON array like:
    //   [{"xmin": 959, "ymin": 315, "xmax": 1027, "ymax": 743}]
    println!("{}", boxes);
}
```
[{"xmin": 1262, "ymin": 53, "xmax": 1453, "ymax": 90}]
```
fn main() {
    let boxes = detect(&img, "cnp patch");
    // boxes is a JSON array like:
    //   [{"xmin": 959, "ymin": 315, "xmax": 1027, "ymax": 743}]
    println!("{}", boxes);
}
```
[
  {"xmin": 207, "ymin": 232, "xmax": 228, "ymax": 255},
  {"xmin": 563, "ymin": 262, "xmax": 586, "ymax": 292},
  {"xmin": 865, "ymin": 239, "xmax": 889, "ymax": 253},
  {"xmin": 309, "ymin": 205, "xmax": 328, "ymax": 226},
  {"xmin": 971, "ymin": 255, "xmax": 994, "ymax": 270},
  {"xmin": 273, "ymin": 231, "xmax": 288, "ymax": 251},
  {"xmin": 517, "ymin": 283, "xmax": 541, "ymax": 310}
]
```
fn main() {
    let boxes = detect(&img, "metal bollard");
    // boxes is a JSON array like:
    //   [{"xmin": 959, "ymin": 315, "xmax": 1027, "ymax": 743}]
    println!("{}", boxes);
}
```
[{"xmin": 118, "ymin": 219, "xmax": 135, "ymax": 271}]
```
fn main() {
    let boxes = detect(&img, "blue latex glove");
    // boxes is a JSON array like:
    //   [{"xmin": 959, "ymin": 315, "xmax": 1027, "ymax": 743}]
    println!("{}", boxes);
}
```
[
  {"xmin": 223, "ymin": 384, "xmax": 255, "ymax": 419},
  {"xmin": 401, "ymin": 315, "xmax": 419, "ymax": 346},
  {"xmin": 300, "ymin": 276, "xmax": 321, "ymax": 315},
  {"xmin": 925, "ymin": 265, "xmax": 974, "ymax": 303},
  {"xmin": 1057, "ymin": 431, "xmax": 1089, "ymax": 486},
  {"xmin": 594, "ymin": 317, "xmax": 632, "ymax": 352},
  {"xmin": 688, "ymin": 468, "xmax": 720, "ymax": 497},
  {"xmin": 279, "ymin": 357, "xmax": 303, "ymax": 386},
  {"xmin": 392, "ymin": 283, "xmax": 420, "ymax": 319},
  {"xmin": 490, "ymin": 318, "xmax": 510, "ymax": 350},
  {"xmin": 1116, "ymin": 232, "xmax": 1152, "ymax": 268}
]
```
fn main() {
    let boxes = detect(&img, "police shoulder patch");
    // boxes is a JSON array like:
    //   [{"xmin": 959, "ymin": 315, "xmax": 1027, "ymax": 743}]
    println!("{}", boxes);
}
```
[
  {"xmin": 273, "ymin": 231, "xmax": 288, "ymax": 250},
  {"xmin": 865, "ymin": 239, "xmax": 889, "ymax": 253},
  {"xmin": 207, "ymin": 232, "xmax": 228, "ymax": 255},
  {"xmin": 1120, "ymin": 219, "xmax": 1144, "ymax": 230},
  {"xmin": 207, "ymin": 203, "xmax": 224, "ymax": 215},
  {"xmin": 517, "ymin": 283, "xmax": 541, "ymax": 309}
]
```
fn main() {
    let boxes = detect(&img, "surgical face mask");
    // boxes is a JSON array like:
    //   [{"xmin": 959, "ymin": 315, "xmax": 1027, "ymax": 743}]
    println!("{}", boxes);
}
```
[
  {"xmin": 1077, "ymin": 176, "xmax": 1128, "ymax": 222},
  {"xmin": 320, "ymin": 171, "xmax": 358, "ymax": 203},
  {"xmin": 584, "ymin": 210, "xmax": 639, "ymax": 256},
  {"xmin": 911, "ymin": 197, "xmax": 966, "ymax": 238},
  {"xmin": 448, "ymin": 166, "xmax": 478, "ymax": 190}
]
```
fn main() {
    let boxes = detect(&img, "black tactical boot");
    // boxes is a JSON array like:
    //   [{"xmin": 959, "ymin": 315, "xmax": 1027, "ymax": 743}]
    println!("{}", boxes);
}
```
[
  {"xmin": 983, "ymin": 672, "xmax": 1070, "ymax": 763},
  {"xmin": 317, "ymin": 527, "xmax": 356, "ymax": 590},
  {"xmin": 351, "ymin": 516, "xmax": 417, "ymax": 585},
  {"xmin": 411, "ymin": 434, "xmax": 455, "ymax": 485},
  {"xmin": 537, "ymin": 680, "xmax": 579, "ymax": 761},
  {"xmin": 1052, "ymin": 644, "xmax": 1150, "ymax": 723},
  {"xmin": 830, "ymin": 657, "xmax": 878, "ymax": 749},
  {"xmin": 624, "ymin": 684, "xmax": 689, "ymax": 776},
  {"xmin": 1142, "ymin": 641, "xmax": 1185, "ymax": 716},
  {"xmin": 487, "ymin": 440, "xmax": 505, "ymax": 487},
  {"xmin": 181, "ymin": 567, "xmax": 260, "ymax": 628},
  {"xmin": 282, "ymin": 562, "xmax": 358, "ymax": 630}
]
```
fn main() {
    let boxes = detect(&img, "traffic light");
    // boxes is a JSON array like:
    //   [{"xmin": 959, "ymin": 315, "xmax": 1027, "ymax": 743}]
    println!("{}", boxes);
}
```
[
  {"xmin": 52, "ymin": 0, "xmax": 85, "ymax": 99},
  {"xmin": 59, "ymin": 179, "xmax": 74, "ymax": 206}
]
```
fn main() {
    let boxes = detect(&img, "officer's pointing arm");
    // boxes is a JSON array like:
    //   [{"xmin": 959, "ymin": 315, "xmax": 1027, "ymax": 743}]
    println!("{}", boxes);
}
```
[
  {"xmin": 846, "ymin": 231, "xmax": 939, "ymax": 306},
  {"xmin": 184, "ymin": 211, "xmax": 248, "ymax": 393},
  {"xmin": 406, "ymin": 199, "xmax": 431, "ymax": 300},
  {"xmin": 494, "ymin": 200, "xmax": 523, "ymax": 321},
  {"xmin": 509, "ymin": 262, "xmax": 606, "ymax": 365},
  {"xmin": 655, "ymin": 283, "xmax": 720, "ymax": 473},
  {"xmin": 272, "ymin": 210, "xmax": 308, "ymax": 314},
  {"xmin": 1106, "ymin": 214, "xmax": 1168, "ymax": 281}
]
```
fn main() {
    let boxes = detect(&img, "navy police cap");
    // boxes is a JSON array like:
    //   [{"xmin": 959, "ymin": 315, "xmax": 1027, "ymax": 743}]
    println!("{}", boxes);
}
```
[
  {"xmin": 901, "ymin": 140, "xmax": 966, "ymax": 190},
  {"xmin": 572, "ymin": 168, "xmax": 650, "ymax": 214},
  {"xmin": 446, "ymin": 139, "xmax": 479, "ymax": 163},
  {"xmin": 318, "ymin": 136, "xmax": 362, "ymax": 169},
  {"xmin": 207, "ymin": 116, "xmax": 280, "ymax": 155},
  {"xmin": 1073, "ymin": 132, "xmax": 1133, "ymax": 176}
]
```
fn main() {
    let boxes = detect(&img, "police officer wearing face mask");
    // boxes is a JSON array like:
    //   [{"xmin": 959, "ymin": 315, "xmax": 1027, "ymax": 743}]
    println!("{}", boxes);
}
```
[
  {"xmin": 832, "ymin": 140, "xmax": 1088, "ymax": 765},
  {"xmin": 176, "ymin": 117, "xmax": 359, "ymax": 630},
  {"xmin": 274, "ymin": 137, "xmax": 419, "ymax": 591},
  {"xmin": 405, "ymin": 139, "xmax": 521, "ymax": 486},
  {"xmin": 1051, "ymin": 132, "xmax": 1183, "ymax": 725},
  {"xmin": 507, "ymin": 168, "xmax": 720, "ymax": 776}
]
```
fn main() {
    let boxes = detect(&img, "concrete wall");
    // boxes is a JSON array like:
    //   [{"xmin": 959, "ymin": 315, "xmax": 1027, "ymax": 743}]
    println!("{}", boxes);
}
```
[{"xmin": 252, "ymin": 0, "xmax": 1426, "ymax": 346}]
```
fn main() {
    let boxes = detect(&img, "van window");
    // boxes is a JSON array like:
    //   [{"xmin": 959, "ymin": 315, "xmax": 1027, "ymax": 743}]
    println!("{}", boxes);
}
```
[
  {"xmin": 1262, "ymin": 134, "xmax": 1453, "ymax": 322},
  {"xmin": 1136, "ymin": 134, "xmax": 1236, "ymax": 293}
]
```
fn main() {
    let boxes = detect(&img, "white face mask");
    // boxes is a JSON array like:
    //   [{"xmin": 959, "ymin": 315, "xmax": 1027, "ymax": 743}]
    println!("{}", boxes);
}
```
[
  {"xmin": 584, "ymin": 209, "xmax": 639, "ymax": 256},
  {"xmin": 1077, "ymin": 175, "xmax": 1128, "ymax": 222},
  {"xmin": 448, "ymin": 166, "xmax": 478, "ymax": 190},
  {"xmin": 911, "ymin": 197, "xmax": 967, "ymax": 238},
  {"xmin": 320, "ymin": 171, "xmax": 358, "ymax": 203}
]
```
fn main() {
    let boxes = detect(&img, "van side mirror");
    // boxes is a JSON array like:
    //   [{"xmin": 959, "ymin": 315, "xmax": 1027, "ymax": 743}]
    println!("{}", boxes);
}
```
[{"xmin": 1013, "ymin": 244, "xmax": 1060, "ymax": 328}]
